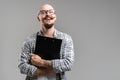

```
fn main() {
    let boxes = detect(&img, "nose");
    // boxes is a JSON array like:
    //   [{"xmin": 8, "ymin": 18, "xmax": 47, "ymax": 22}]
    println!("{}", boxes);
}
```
[{"xmin": 45, "ymin": 10, "xmax": 50, "ymax": 15}]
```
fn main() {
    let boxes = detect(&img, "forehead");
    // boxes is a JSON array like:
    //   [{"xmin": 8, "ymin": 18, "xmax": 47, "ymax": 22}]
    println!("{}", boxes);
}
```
[{"xmin": 40, "ymin": 4, "xmax": 54, "ymax": 10}]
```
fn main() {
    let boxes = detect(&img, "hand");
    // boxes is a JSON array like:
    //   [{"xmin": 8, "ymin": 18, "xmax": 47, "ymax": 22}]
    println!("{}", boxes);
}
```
[
  {"xmin": 31, "ymin": 53, "xmax": 53, "ymax": 69},
  {"xmin": 31, "ymin": 53, "xmax": 43, "ymax": 67}
]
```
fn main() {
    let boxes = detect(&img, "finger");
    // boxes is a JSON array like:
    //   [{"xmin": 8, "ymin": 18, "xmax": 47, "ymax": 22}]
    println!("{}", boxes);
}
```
[
  {"xmin": 31, "ymin": 53, "xmax": 35, "ymax": 55},
  {"xmin": 31, "ymin": 53, "xmax": 33, "ymax": 56},
  {"xmin": 30, "ymin": 59, "xmax": 34, "ymax": 64},
  {"xmin": 31, "ymin": 53, "xmax": 36, "ymax": 57}
]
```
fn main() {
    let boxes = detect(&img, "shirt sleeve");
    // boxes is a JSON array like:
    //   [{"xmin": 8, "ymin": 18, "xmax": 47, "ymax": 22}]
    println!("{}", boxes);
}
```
[
  {"xmin": 51, "ymin": 35, "xmax": 74, "ymax": 73},
  {"xmin": 18, "ymin": 38, "xmax": 37, "ymax": 77}
]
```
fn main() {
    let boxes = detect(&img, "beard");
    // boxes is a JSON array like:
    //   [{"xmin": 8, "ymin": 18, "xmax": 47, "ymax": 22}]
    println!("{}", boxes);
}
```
[
  {"xmin": 44, "ymin": 23, "xmax": 54, "ymax": 29},
  {"xmin": 42, "ymin": 15, "xmax": 55, "ymax": 29}
]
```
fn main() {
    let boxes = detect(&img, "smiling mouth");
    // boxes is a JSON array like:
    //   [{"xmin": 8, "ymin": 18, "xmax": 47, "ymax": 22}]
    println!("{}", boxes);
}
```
[
  {"xmin": 46, "ymin": 18, "xmax": 52, "ymax": 20},
  {"xmin": 45, "ymin": 17, "xmax": 53, "ymax": 20}
]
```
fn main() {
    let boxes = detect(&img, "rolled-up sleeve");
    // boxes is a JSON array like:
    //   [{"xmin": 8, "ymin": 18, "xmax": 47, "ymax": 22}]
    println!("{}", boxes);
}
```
[
  {"xmin": 18, "ymin": 39, "xmax": 37, "ymax": 77},
  {"xmin": 51, "ymin": 35, "xmax": 74, "ymax": 73}
]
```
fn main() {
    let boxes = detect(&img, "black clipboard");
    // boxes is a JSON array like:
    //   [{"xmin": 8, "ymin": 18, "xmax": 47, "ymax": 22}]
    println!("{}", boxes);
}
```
[{"xmin": 34, "ymin": 35, "xmax": 62, "ymax": 60}]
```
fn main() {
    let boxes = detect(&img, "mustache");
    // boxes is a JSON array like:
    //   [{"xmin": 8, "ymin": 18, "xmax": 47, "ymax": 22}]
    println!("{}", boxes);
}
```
[{"xmin": 44, "ymin": 15, "xmax": 55, "ymax": 20}]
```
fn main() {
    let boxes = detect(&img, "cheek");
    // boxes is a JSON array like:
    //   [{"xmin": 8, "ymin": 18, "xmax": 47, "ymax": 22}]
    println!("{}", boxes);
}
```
[
  {"xmin": 38, "ymin": 15, "xmax": 45, "ymax": 20},
  {"xmin": 51, "ymin": 14, "xmax": 56, "ymax": 18}
]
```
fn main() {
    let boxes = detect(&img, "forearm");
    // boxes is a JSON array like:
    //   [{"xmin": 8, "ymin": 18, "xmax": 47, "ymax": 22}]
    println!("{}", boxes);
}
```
[
  {"xmin": 18, "ymin": 62, "xmax": 37, "ymax": 77},
  {"xmin": 37, "ymin": 59, "xmax": 53, "ymax": 69},
  {"xmin": 31, "ymin": 57, "xmax": 55, "ymax": 76},
  {"xmin": 42, "ymin": 60, "xmax": 53, "ymax": 69},
  {"xmin": 51, "ymin": 58, "xmax": 74, "ymax": 73},
  {"xmin": 31, "ymin": 54, "xmax": 53, "ymax": 69},
  {"xmin": 33, "ymin": 67, "xmax": 55, "ymax": 77}
]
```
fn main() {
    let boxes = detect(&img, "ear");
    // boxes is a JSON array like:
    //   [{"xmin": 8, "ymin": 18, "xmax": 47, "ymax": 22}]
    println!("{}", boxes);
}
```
[{"xmin": 37, "ymin": 16, "xmax": 40, "ymax": 22}]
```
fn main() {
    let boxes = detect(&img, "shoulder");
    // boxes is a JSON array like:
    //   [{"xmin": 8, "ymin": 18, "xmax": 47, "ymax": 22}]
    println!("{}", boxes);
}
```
[
  {"xmin": 55, "ymin": 29, "xmax": 73, "ymax": 42},
  {"xmin": 23, "ymin": 32, "xmax": 37, "ymax": 44},
  {"xmin": 56, "ymin": 30, "xmax": 73, "ymax": 43}
]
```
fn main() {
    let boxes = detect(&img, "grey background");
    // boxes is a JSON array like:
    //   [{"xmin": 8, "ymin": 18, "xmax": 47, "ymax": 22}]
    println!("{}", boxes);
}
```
[{"xmin": 0, "ymin": 0, "xmax": 120, "ymax": 80}]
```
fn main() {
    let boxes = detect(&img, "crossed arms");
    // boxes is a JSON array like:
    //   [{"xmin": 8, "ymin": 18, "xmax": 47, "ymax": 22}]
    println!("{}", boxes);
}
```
[{"xmin": 18, "ymin": 35, "xmax": 74, "ymax": 77}]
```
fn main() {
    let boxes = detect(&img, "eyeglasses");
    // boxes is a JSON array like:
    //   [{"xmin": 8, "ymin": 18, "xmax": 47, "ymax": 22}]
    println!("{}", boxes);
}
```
[{"xmin": 39, "ymin": 9, "xmax": 55, "ymax": 15}]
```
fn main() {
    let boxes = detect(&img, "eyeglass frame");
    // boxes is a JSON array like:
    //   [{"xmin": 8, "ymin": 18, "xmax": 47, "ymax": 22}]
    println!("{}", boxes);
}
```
[{"xmin": 38, "ymin": 9, "xmax": 55, "ymax": 15}]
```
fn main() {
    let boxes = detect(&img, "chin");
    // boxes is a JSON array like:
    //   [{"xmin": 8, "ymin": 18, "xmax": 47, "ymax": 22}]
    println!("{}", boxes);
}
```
[{"xmin": 44, "ymin": 23, "xmax": 54, "ymax": 29}]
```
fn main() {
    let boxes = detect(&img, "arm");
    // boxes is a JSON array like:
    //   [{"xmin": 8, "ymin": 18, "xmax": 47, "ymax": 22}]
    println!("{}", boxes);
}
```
[
  {"xmin": 51, "ymin": 35, "xmax": 74, "ymax": 73},
  {"xmin": 31, "ymin": 54, "xmax": 55, "ymax": 76},
  {"xmin": 18, "ymin": 38, "xmax": 55, "ymax": 77},
  {"xmin": 31, "ymin": 54, "xmax": 52, "ymax": 69},
  {"xmin": 33, "ymin": 67, "xmax": 55, "ymax": 77},
  {"xmin": 31, "ymin": 35, "xmax": 74, "ymax": 73},
  {"xmin": 18, "ymin": 39, "xmax": 38, "ymax": 77},
  {"xmin": 30, "ymin": 54, "xmax": 55, "ymax": 75}
]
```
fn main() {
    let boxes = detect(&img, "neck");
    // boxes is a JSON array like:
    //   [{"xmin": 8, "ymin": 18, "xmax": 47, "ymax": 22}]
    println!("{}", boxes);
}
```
[{"xmin": 40, "ymin": 25, "xmax": 55, "ymax": 38}]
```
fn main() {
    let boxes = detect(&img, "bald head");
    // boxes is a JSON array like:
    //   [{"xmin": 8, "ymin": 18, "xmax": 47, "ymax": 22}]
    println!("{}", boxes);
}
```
[
  {"xmin": 40, "ymin": 4, "xmax": 55, "ymax": 11},
  {"xmin": 37, "ymin": 4, "xmax": 56, "ymax": 29},
  {"xmin": 38, "ymin": 4, "xmax": 55, "ymax": 16}
]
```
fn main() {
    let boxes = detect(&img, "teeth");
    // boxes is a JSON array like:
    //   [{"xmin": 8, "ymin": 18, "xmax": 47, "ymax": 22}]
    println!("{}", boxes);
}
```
[
  {"xmin": 45, "ymin": 17, "xmax": 52, "ymax": 20},
  {"xmin": 46, "ymin": 18, "xmax": 51, "ymax": 20}
]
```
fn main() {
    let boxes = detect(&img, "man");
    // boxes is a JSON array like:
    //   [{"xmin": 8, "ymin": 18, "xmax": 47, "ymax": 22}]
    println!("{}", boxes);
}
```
[{"xmin": 18, "ymin": 4, "xmax": 74, "ymax": 80}]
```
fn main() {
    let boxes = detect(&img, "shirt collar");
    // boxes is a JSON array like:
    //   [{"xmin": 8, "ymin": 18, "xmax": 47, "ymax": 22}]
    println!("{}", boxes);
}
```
[{"xmin": 38, "ymin": 29, "xmax": 58, "ymax": 38}]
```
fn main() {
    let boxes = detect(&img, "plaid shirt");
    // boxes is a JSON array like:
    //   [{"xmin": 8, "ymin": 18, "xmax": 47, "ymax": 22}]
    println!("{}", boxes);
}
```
[{"xmin": 18, "ymin": 29, "xmax": 74, "ymax": 80}]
